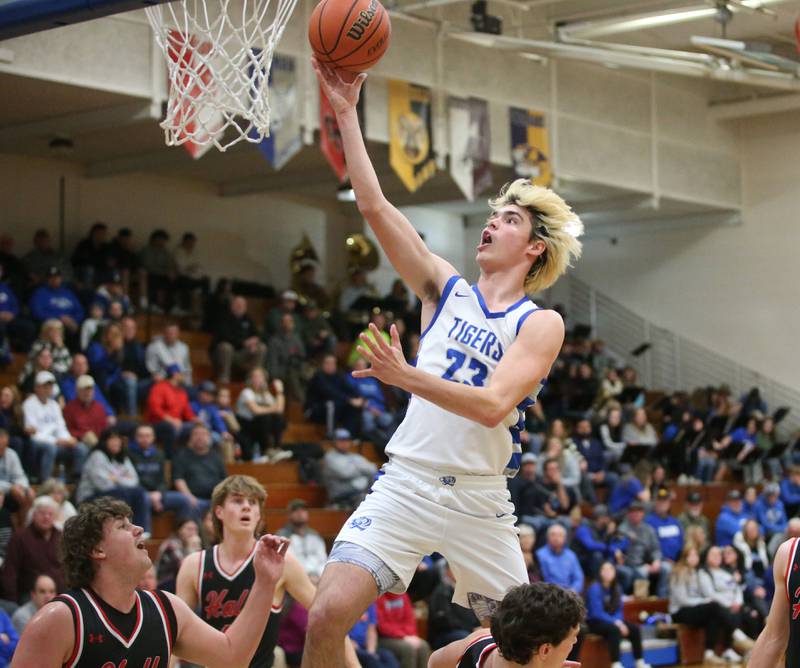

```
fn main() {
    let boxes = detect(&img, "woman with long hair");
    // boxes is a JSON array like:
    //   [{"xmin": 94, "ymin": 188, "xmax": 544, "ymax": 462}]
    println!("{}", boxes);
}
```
[
  {"xmin": 586, "ymin": 561, "xmax": 651, "ymax": 668},
  {"xmin": 235, "ymin": 366, "xmax": 288, "ymax": 462},
  {"xmin": 669, "ymin": 545, "xmax": 737, "ymax": 665},
  {"xmin": 27, "ymin": 319, "xmax": 71, "ymax": 376},
  {"xmin": 721, "ymin": 543, "xmax": 766, "ymax": 638},
  {"xmin": 155, "ymin": 517, "xmax": 202, "ymax": 592},
  {"xmin": 86, "ymin": 321, "xmax": 136, "ymax": 414},
  {"xmin": 75, "ymin": 428, "xmax": 150, "ymax": 534},
  {"xmin": 600, "ymin": 406, "xmax": 626, "ymax": 464}
]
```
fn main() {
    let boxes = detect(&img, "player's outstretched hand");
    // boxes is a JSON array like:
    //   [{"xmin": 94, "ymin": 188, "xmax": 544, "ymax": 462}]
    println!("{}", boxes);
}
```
[
  {"xmin": 353, "ymin": 323, "xmax": 409, "ymax": 388},
  {"xmin": 563, "ymin": 662, "xmax": 581, "ymax": 668},
  {"xmin": 311, "ymin": 56, "xmax": 366, "ymax": 115},
  {"xmin": 253, "ymin": 534, "xmax": 289, "ymax": 583}
]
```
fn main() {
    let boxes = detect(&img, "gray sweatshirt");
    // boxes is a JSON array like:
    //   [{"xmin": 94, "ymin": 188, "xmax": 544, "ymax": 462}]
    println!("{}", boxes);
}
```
[
  {"xmin": 0, "ymin": 449, "xmax": 29, "ymax": 493},
  {"xmin": 669, "ymin": 570, "xmax": 710, "ymax": 613},
  {"xmin": 145, "ymin": 336, "xmax": 192, "ymax": 384},
  {"xmin": 619, "ymin": 519, "xmax": 662, "ymax": 567},
  {"xmin": 77, "ymin": 450, "xmax": 140, "ymax": 502},
  {"xmin": 699, "ymin": 567, "xmax": 744, "ymax": 608},
  {"xmin": 323, "ymin": 450, "xmax": 377, "ymax": 500}
]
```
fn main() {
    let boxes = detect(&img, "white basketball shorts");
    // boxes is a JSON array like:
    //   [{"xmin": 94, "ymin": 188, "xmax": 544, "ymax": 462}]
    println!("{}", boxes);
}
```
[{"xmin": 332, "ymin": 456, "xmax": 527, "ymax": 611}]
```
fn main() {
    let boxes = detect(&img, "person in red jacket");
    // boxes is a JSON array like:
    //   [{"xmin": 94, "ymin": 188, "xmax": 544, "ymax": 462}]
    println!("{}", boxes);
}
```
[
  {"xmin": 62, "ymin": 375, "xmax": 113, "ymax": 448},
  {"xmin": 146, "ymin": 363, "xmax": 197, "ymax": 456},
  {"xmin": 375, "ymin": 592, "xmax": 430, "ymax": 668}
]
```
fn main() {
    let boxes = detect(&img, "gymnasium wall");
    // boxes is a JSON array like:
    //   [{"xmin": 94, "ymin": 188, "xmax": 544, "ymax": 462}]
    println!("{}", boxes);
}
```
[
  {"xmin": 569, "ymin": 110, "xmax": 800, "ymax": 392},
  {"xmin": 0, "ymin": 153, "xmax": 329, "ymax": 288}
]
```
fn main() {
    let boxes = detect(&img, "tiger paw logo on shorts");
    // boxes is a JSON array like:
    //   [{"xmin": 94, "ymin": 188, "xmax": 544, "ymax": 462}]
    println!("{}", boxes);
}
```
[{"xmin": 348, "ymin": 517, "xmax": 372, "ymax": 531}]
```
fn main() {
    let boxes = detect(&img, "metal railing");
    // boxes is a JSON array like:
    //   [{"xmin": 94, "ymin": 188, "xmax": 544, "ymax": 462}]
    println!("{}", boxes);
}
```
[{"xmin": 568, "ymin": 277, "xmax": 800, "ymax": 435}]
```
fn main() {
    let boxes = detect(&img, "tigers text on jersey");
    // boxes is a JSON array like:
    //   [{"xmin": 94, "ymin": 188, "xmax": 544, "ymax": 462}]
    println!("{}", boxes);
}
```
[
  {"xmin": 385, "ymin": 275, "xmax": 544, "ymax": 477},
  {"xmin": 55, "ymin": 587, "xmax": 177, "ymax": 668},
  {"xmin": 198, "ymin": 544, "xmax": 284, "ymax": 668}
]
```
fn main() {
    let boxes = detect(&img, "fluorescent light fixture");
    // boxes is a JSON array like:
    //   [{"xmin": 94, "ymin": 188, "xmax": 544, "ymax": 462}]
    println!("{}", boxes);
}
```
[
  {"xmin": 561, "ymin": 0, "xmax": 789, "ymax": 39},
  {"xmin": 337, "ymin": 182, "xmax": 356, "ymax": 202}
]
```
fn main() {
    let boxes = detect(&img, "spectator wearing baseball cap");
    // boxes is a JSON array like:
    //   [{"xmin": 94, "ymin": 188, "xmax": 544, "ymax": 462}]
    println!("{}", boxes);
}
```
[
  {"xmin": 191, "ymin": 380, "xmax": 238, "ymax": 462},
  {"xmin": 572, "ymin": 504, "xmax": 630, "ymax": 585},
  {"xmin": 28, "ymin": 266, "xmax": 84, "ymax": 335},
  {"xmin": 62, "ymin": 375, "xmax": 114, "ymax": 454},
  {"xmin": 145, "ymin": 363, "xmax": 197, "ymax": 457},
  {"xmin": 753, "ymin": 482, "xmax": 788, "ymax": 556},
  {"xmin": 322, "ymin": 429, "xmax": 377, "ymax": 509},
  {"xmin": 264, "ymin": 289, "xmax": 299, "ymax": 338},
  {"xmin": 715, "ymin": 490, "xmax": 751, "ymax": 547},
  {"xmin": 678, "ymin": 491, "xmax": 710, "ymax": 536},
  {"xmin": 277, "ymin": 499, "xmax": 328, "ymax": 580},
  {"xmin": 22, "ymin": 371, "xmax": 87, "ymax": 482},
  {"xmin": 645, "ymin": 488, "xmax": 684, "ymax": 564},
  {"xmin": 619, "ymin": 500, "xmax": 670, "ymax": 597}
]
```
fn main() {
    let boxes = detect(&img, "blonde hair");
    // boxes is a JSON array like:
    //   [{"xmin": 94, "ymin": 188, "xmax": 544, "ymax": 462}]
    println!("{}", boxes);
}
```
[
  {"xmin": 489, "ymin": 179, "xmax": 583, "ymax": 293},
  {"xmin": 210, "ymin": 475, "xmax": 267, "ymax": 539}
]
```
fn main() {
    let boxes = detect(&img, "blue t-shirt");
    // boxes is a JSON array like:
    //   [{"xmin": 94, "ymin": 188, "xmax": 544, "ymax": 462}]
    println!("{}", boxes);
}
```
[
  {"xmin": 348, "ymin": 604, "xmax": 377, "ymax": 650},
  {"xmin": 608, "ymin": 477, "xmax": 644, "ymax": 514}
]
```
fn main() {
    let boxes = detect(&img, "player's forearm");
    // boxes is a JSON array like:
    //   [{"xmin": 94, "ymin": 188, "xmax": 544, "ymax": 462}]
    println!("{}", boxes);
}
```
[
  {"xmin": 401, "ymin": 365, "xmax": 509, "ymax": 428},
  {"xmin": 217, "ymin": 579, "xmax": 277, "ymax": 664},
  {"xmin": 336, "ymin": 108, "xmax": 387, "ymax": 213},
  {"xmin": 748, "ymin": 633, "xmax": 786, "ymax": 668}
]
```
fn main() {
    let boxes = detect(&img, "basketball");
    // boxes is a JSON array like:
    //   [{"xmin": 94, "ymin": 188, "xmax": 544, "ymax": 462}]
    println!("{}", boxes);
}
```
[{"xmin": 308, "ymin": 0, "xmax": 391, "ymax": 73}]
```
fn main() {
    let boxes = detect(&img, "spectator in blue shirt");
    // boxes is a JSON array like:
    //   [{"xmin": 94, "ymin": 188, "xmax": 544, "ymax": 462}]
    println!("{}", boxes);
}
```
[
  {"xmin": 754, "ymin": 482, "xmax": 788, "ymax": 556},
  {"xmin": 645, "ymin": 487, "xmax": 684, "ymax": 564},
  {"xmin": 347, "ymin": 357, "xmax": 397, "ymax": 449},
  {"xmin": 0, "ymin": 264, "xmax": 35, "ymax": 352},
  {"xmin": 573, "ymin": 418, "xmax": 617, "ymax": 504},
  {"xmin": 191, "ymin": 381, "xmax": 231, "ymax": 450},
  {"xmin": 572, "ymin": 504, "xmax": 629, "ymax": 582},
  {"xmin": 29, "ymin": 266, "xmax": 84, "ymax": 336},
  {"xmin": 0, "ymin": 605, "xmax": 19, "ymax": 667},
  {"xmin": 608, "ymin": 465, "xmax": 648, "ymax": 516},
  {"xmin": 586, "ymin": 561, "xmax": 651, "ymax": 668},
  {"xmin": 536, "ymin": 523, "xmax": 584, "ymax": 593},
  {"xmin": 715, "ymin": 490, "xmax": 751, "ymax": 547},
  {"xmin": 781, "ymin": 466, "xmax": 800, "ymax": 517},
  {"xmin": 348, "ymin": 604, "xmax": 399, "ymax": 668}
]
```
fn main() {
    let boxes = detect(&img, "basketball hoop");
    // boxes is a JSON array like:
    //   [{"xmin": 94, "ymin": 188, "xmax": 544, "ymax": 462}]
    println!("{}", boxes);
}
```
[{"xmin": 145, "ymin": 0, "xmax": 299, "ymax": 152}]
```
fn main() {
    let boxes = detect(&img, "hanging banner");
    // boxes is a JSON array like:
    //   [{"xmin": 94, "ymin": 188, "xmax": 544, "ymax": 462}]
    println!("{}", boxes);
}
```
[
  {"xmin": 251, "ymin": 54, "xmax": 302, "ymax": 169},
  {"xmin": 388, "ymin": 80, "xmax": 436, "ymax": 193},
  {"xmin": 319, "ymin": 86, "xmax": 348, "ymax": 183},
  {"xmin": 448, "ymin": 97, "xmax": 492, "ymax": 201},
  {"xmin": 509, "ymin": 107, "xmax": 551, "ymax": 186},
  {"xmin": 166, "ymin": 30, "xmax": 225, "ymax": 159}
]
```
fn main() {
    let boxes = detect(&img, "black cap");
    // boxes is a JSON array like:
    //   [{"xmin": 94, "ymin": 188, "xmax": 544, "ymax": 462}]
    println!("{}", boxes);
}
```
[
  {"xmin": 727, "ymin": 489, "xmax": 742, "ymax": 501},
  {"xmin": 629, "ymin": 500, "xmax": 646, "ymax": 512},
  {"xmin": 593, "ymin": 504, "xmax": 610, "ymax": 519},
  {"xmin": 199, "ymin": 380, "xmax": 217, "ymax": 394},
  {"xmin": 110, "ymin": 271, "xmax": 122, "ymax": 283},
  {"xmin": 47, "ymin": 265, "xmax": 61, "ymax": 276},
  {"xmin": 288, "ymin": 498, "xmax": 308, "ymax": 511},
  {"xmin": 687, "ymin": 491, "xmax": 702, "ymax": 504},
  {"xmin": 655, "ymin": 487, "xmax": 671, "ymax": 501}
]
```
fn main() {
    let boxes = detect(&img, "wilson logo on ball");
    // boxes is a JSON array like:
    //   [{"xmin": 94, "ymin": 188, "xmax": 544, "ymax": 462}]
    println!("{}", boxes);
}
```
[{"xmin": 346, "ymin": 0, "xmax": 378, "ymax": 40}]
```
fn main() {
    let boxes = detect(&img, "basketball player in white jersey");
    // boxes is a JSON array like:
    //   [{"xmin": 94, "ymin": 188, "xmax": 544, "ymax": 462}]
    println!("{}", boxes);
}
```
[{"xmin": 304, "ymin": 59, "xmax": 583, "ymax": 668}]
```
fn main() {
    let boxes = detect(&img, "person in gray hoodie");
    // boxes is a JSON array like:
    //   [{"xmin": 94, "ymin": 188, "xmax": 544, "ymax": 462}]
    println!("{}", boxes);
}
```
[
  {"xmin": 619, "ymin": 501, "xmax": 670, "ymax": 597},
  {"xmin": 145, "ymin": 323, "xmax": 193, "ymax": 385},
  {"xmin": 322, "ymin": 428, "xmax": 377, "ymax": 508},
  {"xmin": 76, "ymin": 428, "xmax": 151, "ymax": 536},
  {"xmin": 669, "ymin": 545, "xmax": 736, "ymax": 665}
]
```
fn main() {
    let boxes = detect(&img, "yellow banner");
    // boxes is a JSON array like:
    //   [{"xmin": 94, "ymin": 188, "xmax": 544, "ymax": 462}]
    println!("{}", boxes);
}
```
[
  {"xmin": 389, "ymin": 80, "xmax": 437, "ymax": 193},
  {"xmin": 510, "ymin": 107, "xmax": 551, "ymax": 187}
]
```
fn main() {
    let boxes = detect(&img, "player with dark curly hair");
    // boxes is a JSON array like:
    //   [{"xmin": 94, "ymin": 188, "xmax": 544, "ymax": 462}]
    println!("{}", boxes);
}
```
[
  {"xmin": 429, "ymin": 583, "xmax": 585, "ymax": 668},
  {"xmin": 11, "ymin": 496, "xmax": 289, "ymax": 668}
]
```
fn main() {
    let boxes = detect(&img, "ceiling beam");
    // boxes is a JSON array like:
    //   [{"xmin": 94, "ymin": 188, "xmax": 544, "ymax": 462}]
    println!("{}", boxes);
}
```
[
  {"xmin": 0, "ymin": 101, "xmax": 160, "ymax": 147},
  {"xmin": 709, "ymin": 93, "xmax": 800, "ymax": 120},
  {"xmin": 584, "ymin": 210, "xmax": 741, "ymax": 239}
]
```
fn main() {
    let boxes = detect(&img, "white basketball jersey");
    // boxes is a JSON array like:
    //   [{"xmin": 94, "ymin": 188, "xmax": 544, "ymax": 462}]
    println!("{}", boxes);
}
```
[{"xmin": 385, "ymin": 275, "xmax": 545, "ymax": 477}]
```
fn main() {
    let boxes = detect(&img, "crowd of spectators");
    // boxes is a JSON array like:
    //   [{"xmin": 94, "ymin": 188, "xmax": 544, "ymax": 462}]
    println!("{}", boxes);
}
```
[{"xmin": 0, "ymin": 223, "xmax": 797, "ymax": 668}]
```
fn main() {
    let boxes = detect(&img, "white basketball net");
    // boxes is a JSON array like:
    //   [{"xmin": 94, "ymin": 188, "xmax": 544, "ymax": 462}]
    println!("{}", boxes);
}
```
[{"xmin": 145, "ymin": 0, "xmax": 299, "ymax": 152}]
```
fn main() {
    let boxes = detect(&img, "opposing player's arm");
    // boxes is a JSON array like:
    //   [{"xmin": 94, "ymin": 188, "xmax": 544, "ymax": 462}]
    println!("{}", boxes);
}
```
[
  {"xmin": 175, "ymin": 549, "xmax": 202, "ymax": 610},
  {"xmin": 748, "ymin": 538, "xmax": 791, "ymax": 668},
  {"xmin": 283, "ymin": 551, "xmax": 361, "ymax": 668},
  {"xmin": 355, "ymin": 311, "xmax": 564, "ymax": 428},
  {"xmin": 10, "ymin": 601, "xmax": 73, "ymax": 667},
  {"xmin": 429, "ymin": 630, "xmax": 491, "ymax": 668},
  {"xmin": 312, "ymin": 59, "xmax": 456, "ymax": 301}
]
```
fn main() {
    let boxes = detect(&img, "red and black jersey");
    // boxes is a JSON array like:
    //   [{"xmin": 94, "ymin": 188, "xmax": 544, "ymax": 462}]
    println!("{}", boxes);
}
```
[
  {"xmin": 54, "ymin": 587, "xmax": 177, "ymax": 668},
  {"xmin": 457, "ymin": 635, "xmax": 497, "ymax": 668},
  {"xmin": 785, "ymin": 537, "xmax": 800, "ymax": 668},
  {"xmin": 197, "ymin": 544, "xmax": 284, "ymax": 668}
]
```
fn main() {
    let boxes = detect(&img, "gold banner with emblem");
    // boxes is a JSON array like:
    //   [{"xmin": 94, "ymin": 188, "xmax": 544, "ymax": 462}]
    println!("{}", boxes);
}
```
[{"xmin": 389, "ymin": 80, "xmax": 437, "ymax": 193}]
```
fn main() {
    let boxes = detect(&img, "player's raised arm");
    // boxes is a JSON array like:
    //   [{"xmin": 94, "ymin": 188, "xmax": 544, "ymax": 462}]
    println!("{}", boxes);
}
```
[
  {"xmin": 355, "ymin": 310, "xmax": 564, "ymax": 428},
  {"xmin": 170, "ymin": 534, "xmax": 288, "ymax": 667},
  {"xmin": 748, "ymin": 538, "xmax": 792, "ymax": 668},
  {"xmin": 10, "ymin": 602, "xmax": 74, "ymax": 667},
  {"xmin": 312, "ymin": 59, "xmax": 455, "ymax": 301}
]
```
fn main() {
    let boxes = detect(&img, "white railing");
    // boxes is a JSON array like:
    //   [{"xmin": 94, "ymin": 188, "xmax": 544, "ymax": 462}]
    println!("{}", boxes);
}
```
[{"xmin": 568, "ymin": 277, "xmax": 800, "ymax": 435}]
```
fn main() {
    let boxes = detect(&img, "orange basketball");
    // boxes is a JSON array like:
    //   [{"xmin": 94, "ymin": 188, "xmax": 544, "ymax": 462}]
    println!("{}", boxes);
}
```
[{"xmin": 308, "ymin": 0, "xmax": 391, "ymax": 73}]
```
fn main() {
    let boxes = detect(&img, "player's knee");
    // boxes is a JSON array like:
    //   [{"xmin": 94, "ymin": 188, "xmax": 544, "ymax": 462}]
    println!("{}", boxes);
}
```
[{"xmin": 306, "ymin": 595, "xmax": 349, "ymax": 638}]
